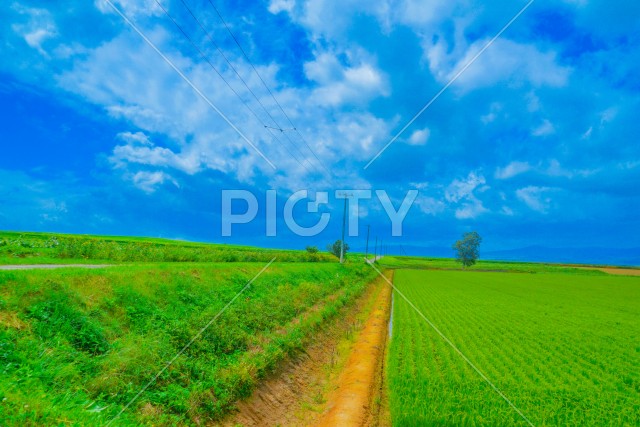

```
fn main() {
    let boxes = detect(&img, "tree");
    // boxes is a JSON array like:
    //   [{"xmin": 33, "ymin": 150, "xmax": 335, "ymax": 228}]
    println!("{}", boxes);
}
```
[
  {"xmin": 305, "ymin": 245, "xmax": 319, "ymax": 254},
  {"xmin": 453, "ymin": 231, "xmax": 482, "ymax": 267},
  {"xmin": 327, "ymin": 240, "xmax": 349, "ymax": 259}
]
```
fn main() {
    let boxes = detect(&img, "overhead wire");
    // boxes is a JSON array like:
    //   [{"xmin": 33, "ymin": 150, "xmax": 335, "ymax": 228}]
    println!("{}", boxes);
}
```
[
  {"xmin": 152, "ymin": 0, "xmax": 315, "ymax": 175},
  {"xmin": 102, "ymin": 0, "xmax": 275, "ymax": 169},
  {"xmin": 204, "ymin": 0, "xmax": 334, "ymax": 178},
  {"xmin": 175, "ymin": 0, "xmax": 320, "ymax": 174}
]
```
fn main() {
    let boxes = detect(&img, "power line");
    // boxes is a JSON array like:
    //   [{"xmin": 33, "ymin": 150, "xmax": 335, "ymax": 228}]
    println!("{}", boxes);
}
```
[
  {"xmin": 101, "ymin": 0, "xmax": 275, "ymax": 169},
  {"xmin": 152, "ymin": 0, "xmax": 314, "ymax": 174},
  {"xmin": 174, "ymin": 0, "xmax": 322, "ymax": 175},
  {"xmin": 204, "ymin": 0, "xmax": 333, "ymax": 177}
]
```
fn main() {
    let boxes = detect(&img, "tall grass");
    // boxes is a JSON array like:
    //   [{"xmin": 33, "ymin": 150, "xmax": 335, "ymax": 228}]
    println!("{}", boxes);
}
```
[
  {"xmin": 0, "ymin": 231, "xmax": 332, "ymax": 264},
  {"xmin": 0, "ymin": 262, "xmax": 376, "ymax": 425}
]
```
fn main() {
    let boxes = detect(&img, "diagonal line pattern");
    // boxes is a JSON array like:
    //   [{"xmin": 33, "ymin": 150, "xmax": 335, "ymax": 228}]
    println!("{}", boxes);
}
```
[
  {"xmin": 365, "ymin": 259, "xmax": 536, "ymax": 427},
  {"xmin": 102, "ymin": 0, "xmax": 276, "ymax": 170},
  {"xmin": 364, "ymin": 0, "xmax": 536, "ymax": 170},
  {"xmin": 105, "ymin": 257, "xmax": 276, "ymax": 426}
]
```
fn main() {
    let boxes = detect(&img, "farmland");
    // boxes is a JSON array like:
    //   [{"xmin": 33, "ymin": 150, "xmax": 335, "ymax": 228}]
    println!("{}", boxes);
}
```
[
  {"xmin": 0, "ymin": 247, "xmax": 376, "ymax": 425},
  {"xmin": 2, "ymin": 231, "xmax": 639, "ymax": 426},
  {"xmin": 386, "ymin": 268, "xmax": 640, "ymax": 426}
]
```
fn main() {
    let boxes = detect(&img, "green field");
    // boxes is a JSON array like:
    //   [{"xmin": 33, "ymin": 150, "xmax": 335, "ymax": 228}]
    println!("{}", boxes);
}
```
[
  {"xmin": 3, "ymin": 232, "xmax": 639, "ymax": 426},
  {"xmin": 0, "ymin": 260, "xmax": 375, "ymax": 425},
  {"xmin": 387, "ymin": 268, "xmax": 640, "ymax": 426}
]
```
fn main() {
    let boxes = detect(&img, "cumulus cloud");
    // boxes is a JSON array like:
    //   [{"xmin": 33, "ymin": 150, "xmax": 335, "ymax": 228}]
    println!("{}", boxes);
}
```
[
  {"xmin": 407, "ymin": 128, "xmax": 430, "ymax": 146},
  {"xmin": 303, "ymin": 51, "xmax": 389, "ymax": 106},
  {"xmin": 110, "ymin": 132, "xmax": 201, "ymax": 175},
  {"xmin": 445, "ymin": 172, "xmax": 488, "ymax": 219},
  {"xmin": 445, "ymin": 172, "xmax": 486, "ymax": 203}
]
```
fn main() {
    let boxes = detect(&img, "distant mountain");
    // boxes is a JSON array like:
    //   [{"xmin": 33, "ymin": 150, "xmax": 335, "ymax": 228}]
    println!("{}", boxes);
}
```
[
  {"xmin": 482, "ymin": 246, "xmax": 640, "ymax": 267},
  {"xmin": 351, "ymin": 244, "xmax": 640, "ymax": 267}
]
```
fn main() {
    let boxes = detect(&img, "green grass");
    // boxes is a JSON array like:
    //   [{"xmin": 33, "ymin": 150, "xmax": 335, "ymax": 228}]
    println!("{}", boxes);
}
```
[
  {"xmin": 0, "ymin": 231, "xmax": 334, "ymax": 264},
  {"xmin": 0, "ymin": 261, "xmax": 376, "ymax": 425},
  {"xmin": 387, "ymin": 269, "xmax": 640, "ymax": 426}
]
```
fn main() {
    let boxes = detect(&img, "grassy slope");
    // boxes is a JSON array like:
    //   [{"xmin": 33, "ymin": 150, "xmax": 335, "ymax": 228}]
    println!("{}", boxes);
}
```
[
  {"xmin": 387, "ymin": 268, "xmax": 640, "ymax": 426},
  {"xmin": 0, "ymin": 231, "xmax": 333, "ymax": 264},
  {"xmin": 0, "ymin": 261, "xmax": 377, "ymax": 425},
  {"xmin": 377, "ymin": 255, "xmax": 618, "ymax": 274}
]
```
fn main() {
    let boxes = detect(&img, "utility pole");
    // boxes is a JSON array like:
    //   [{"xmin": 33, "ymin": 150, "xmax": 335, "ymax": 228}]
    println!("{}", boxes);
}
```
[
  {"xmin": 374, "ymin": 236, "xmax": 378, "ymax": 259},
  {"xmin": 365, "ymin": 225, "xmax": 370, "ymax": 260},
  {"xmin": 338, "ymin": 192, "xmax": 353, "ymax": 264}
]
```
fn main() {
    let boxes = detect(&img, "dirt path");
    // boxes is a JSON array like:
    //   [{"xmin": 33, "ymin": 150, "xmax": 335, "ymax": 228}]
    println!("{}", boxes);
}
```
[
  {"xmin": 573, "ymin": 266, "xmax": 640, "ymax": 276},
  {"xmin": 218, "ymin": 272, "xmax": 392, "ymax": 427},
  {"xmin": 315, "ymin": 271, "xmax": 393, "ymax": 427},
  {"xmin": 0, "ymin": 264, "xmax": 111, "ymax": 270}
]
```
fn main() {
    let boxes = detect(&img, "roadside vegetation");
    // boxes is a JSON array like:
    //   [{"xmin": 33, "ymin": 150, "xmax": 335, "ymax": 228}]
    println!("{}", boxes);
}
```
[
  {"xmin": 0, "ymin": 261, "xmax": 376, "ymax": 425},
  {"xmin": 387, "ymin": 267, "xmax": 640, "ymax": 426}
]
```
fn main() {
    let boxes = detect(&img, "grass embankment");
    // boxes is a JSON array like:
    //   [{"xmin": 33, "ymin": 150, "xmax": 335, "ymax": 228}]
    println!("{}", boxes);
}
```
[
  {"xmin": 0, "ymin": 261, "xmax": 376, "ymax": 425},
  {"xmin": 387, "ymin": 268, "xmax": 640, "ymax": 426},
  {"xmin": 0, "ymin": 231, "xmax": 333, "ymax": 264},
  {"xmin": 378, "ymin": 255, "xmax": 614, "ymax": 274}
]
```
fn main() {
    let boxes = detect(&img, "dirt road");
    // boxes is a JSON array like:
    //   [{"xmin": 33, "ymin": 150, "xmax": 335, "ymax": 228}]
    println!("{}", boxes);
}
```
[{"xmin": 315, "ymin": 272, "xmax": 392, "ymax": 427}]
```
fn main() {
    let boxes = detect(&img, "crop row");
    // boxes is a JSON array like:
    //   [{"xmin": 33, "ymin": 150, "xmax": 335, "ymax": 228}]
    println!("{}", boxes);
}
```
[{"xmin": 387, "ymin": 269, "xmax": 640, "ymax": 426}]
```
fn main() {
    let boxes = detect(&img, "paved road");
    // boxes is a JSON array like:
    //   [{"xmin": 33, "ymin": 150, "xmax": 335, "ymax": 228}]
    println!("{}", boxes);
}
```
[{"xmin": 0, "ymin": 264, "xmax": 111, "ymax": 270}]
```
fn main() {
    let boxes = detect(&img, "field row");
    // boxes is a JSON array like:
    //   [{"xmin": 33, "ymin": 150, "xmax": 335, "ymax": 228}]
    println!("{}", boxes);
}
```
[{"xmin": 387, "ymin": 269, "xmax": 640, "ymax": 426}]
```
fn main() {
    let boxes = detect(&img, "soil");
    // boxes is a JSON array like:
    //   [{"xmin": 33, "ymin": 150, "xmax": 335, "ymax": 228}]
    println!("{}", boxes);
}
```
[
  {"xmin": 315, "ymin": 272, "xmax": 392, "ymax": 427},
  {"xmin": 218, "ymin": 272, "xmax": 393, "ymax": 427},
  {"xmin": 573, "ymin": 266, "xmax": 640, "ymax": 276}
]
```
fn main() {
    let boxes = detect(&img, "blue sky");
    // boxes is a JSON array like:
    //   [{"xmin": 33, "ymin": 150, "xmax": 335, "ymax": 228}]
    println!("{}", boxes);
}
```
[{"xmin": 1, "ymin": 0, "xmax": 639, "ymax": 258}]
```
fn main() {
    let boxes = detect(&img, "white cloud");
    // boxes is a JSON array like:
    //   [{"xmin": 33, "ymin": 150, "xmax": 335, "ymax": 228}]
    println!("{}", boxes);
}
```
[
  {"xmin": 532, "ymin": 119, "xmax": 556, "ymax": 137},
  {"xmin": 407, "ymin": 128, "xmax": 430, "ymax": 145},
  {"xmin": 304, "ymin": 51, "xmax": 389, "ymax": 106},
  {"xmin": 516, "ymin": 186, "xmax": 553, "ymax": 213},
  {"xmin": 445, "ymin": 172, "xmax": 488, "ymax": 219},
  {"xmin": 131, "ymin": 171, "xmax": 178, "ymax": 193},
  {"xmin": 445, "ymin": 171, "xmax": 486, "ymax": 203},
  {"xmin": 544, "ymin": 159, "xmax": 598, "ymax": 178},
  {"xmin": 268, "ymin": 0, "xmax": 295, "ymax": 14},
  {"xmin": 495, "ymin": 161, "xmax": 531, "ymax": 179},
  {"xmin": 111, "ymin": 136, "xmax": 201, "ymax": 175},
  {"xmin": 11, "ymin": 5, "xmax": 57, "ymax": 56},
  {"xmin": 415, "ymin": 196, "xmax": 445, "ymax": 215},
  {"xmin": 454, "ymin": 197, "xmax": 487, "ymax": 219},
  {"xmin": 427, "ymin": 38, "xmax": 571, "ymax": 92}
]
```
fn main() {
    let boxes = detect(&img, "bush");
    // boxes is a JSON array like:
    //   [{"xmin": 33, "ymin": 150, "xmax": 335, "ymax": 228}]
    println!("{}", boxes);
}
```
[{"xmin": 305, "ymin": 245, "xmax": 319, "ymax": 254}]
